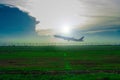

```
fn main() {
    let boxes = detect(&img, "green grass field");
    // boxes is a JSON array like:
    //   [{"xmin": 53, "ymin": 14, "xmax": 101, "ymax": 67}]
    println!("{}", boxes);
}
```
[{"xmin": 0, "ymin": 45, "xmax": 120, "ymax": 80}]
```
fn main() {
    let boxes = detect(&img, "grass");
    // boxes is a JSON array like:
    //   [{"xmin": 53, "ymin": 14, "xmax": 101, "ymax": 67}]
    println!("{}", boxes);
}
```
[
  {"xmin": 0, "ymin": 45, "xmax": 120, "ymax": 70},
  {"xmin": 0, "ymin": 45, "xmax": 120, "ymax": 79},
  {"xmin": 0, "ymin": 73, "xmax": 119, "ymax": 80}
]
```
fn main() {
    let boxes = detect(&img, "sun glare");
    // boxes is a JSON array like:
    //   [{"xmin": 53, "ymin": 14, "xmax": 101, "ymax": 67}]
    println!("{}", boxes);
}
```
[{"xmin": 61, "ymin": 26, "xmax": 71, "ymax": 34}]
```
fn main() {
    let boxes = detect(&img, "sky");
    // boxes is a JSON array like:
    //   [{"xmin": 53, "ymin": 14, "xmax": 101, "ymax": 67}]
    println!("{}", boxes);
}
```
[{"xmin": 0, "ymin": 0, "xmax": 120, "ymax": 45}]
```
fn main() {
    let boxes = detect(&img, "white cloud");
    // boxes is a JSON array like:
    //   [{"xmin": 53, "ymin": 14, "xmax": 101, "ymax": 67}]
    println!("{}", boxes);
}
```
[{"xmin": 85, "ymin": 29, "xmax": 119, "ymax": 34}]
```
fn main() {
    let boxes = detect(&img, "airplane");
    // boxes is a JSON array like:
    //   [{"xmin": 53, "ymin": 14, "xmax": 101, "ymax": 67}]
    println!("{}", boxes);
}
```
[{"xmin": 54, "ymin": 35, "xmax": 84, "ymax": 42}]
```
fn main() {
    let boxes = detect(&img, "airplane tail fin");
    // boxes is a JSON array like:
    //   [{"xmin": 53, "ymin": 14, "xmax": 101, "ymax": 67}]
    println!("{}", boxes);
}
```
[{"xmin": 79, "ymin": 36, "xmax": 84, "ymax": 41}]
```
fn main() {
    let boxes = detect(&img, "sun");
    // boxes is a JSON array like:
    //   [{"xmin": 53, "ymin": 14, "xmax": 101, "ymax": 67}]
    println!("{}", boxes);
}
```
[{"xmin": 61, "ymin": 26, "xmax": 71, "ymax": 34}]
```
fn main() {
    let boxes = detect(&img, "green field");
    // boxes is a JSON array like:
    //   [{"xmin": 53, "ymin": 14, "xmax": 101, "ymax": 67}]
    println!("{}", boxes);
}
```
[{"xmin": 0, "ymin": 45, "xmax": 120, "ymax": 80}]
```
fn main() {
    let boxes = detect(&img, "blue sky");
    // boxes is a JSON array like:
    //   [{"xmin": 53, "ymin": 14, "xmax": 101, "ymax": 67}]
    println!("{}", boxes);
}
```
[
  {"xmin": 0, "ymin": 4, "xmax": 37, "ymax": 37},
  {"xmin": 0, "ymin": 0, "xmax": 120, "ymax": 45}
]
